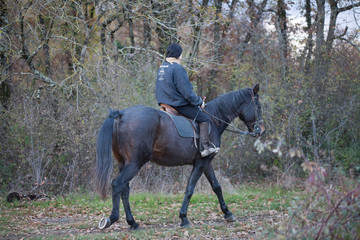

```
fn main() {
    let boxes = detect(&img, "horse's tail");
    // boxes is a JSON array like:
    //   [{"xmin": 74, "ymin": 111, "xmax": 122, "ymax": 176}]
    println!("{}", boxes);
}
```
[{"xmin": 95, "ymin": 109, "xmax": 122, "ymax": 199}]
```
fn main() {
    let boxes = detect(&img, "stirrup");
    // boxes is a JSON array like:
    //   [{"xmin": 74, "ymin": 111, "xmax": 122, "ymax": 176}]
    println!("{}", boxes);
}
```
[{"xmin": 200, "ymin": 146, "xmax": 220, "ymax": 157}]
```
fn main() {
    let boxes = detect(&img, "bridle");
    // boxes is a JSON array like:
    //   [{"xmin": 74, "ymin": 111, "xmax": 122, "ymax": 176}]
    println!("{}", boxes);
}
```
[
  {"xmin": 202, "ymin": 94, "xmax": 263, "ymax": 137},
  {"xmin": 248, "ymin": 95, "xmax": 263, "ymax": 136}
]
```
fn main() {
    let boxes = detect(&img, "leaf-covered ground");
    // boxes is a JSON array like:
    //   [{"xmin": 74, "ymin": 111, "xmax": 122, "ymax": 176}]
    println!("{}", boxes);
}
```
[{"xmin": 0, "ymin": 185, "xmax": 300, "ymax": 239}]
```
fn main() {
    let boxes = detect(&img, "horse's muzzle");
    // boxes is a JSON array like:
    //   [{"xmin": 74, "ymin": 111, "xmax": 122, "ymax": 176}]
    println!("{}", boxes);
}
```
[{"xmin": 252, "ymin": 122, "xmax": 266, "ymax": 137}]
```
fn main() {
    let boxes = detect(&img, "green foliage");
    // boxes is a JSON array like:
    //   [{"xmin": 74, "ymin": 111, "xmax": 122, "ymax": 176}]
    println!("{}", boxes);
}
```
[
  {"xmin": 334, "ymin": 140, "xmax": 360, "ymax": 175},
  {"xmin": 115, "ymin": 41, "xmax": 126, "ymax": 51},
  {"xmin": 0, "ymin": 161, "xmax": 16, "ymax": 195}
]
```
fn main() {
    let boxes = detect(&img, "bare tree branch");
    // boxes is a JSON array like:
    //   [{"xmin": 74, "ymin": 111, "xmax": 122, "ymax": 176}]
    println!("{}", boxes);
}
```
[
  {"xmin": 335, "ymin": 26, "xmax": 348, "ymax": 39},
  {"xmin": 338, "ymin": 2, "xmax": 360, "ymax": 12},
  {"xmin": 340, "ymin": 37, "xmax": 360, "ymax": 52}
]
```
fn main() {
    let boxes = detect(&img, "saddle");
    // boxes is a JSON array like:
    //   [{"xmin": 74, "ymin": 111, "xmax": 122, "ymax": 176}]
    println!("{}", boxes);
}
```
[{"xmin": 160, "ymin": 104, "xmax": 199, "ymax": 138}]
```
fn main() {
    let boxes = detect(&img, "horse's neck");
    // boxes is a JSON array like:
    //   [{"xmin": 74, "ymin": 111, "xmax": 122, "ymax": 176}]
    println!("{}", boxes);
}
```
[{"xmin": 207, "ymin": 90, "xmax": 248, "ymax": 134}]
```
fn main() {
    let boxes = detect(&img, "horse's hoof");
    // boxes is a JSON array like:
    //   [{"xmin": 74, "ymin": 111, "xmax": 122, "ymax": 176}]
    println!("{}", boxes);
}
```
[
  {"xmin": 180, "ymin": 222, "xmax": 191, "ymax": 228},
  {"xmin": 98, "ymin": 217, "xmax": 111, "ymax": 229},
  {"xmin": 225, "ymin": 214, "xmax": 236, "ymax": 222},
  {"xmin": 130, "ymin": 223, "xmax": 140, "ymax": 231}
]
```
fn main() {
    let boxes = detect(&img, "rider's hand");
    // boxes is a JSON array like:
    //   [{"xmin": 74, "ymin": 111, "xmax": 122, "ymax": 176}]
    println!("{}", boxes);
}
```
[{"xmin": 201, "ymin": 96, "xmax": 206, "ymax": 109}]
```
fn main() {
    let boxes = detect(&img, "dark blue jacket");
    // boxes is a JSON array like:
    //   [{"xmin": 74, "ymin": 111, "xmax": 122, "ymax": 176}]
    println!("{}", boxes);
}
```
[{"xmin": 155, "ymin": 61, "xmax": 203, "ymax": 107}]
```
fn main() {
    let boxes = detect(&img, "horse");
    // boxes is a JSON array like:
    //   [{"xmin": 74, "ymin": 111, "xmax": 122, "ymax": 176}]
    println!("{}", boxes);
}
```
[{"xmin": 95, "ymin": 84, "xmax": 266, "ymax": 230}]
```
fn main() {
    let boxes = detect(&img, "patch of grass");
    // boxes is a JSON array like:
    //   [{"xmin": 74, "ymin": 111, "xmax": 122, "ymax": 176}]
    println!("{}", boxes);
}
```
[
  {"xmin": 0, "ymin": 185, "xmax": 301, "ymax": 239},
  {"xmin": 226, "ymin": 185, "xmax": 300, "ymax": 212}
]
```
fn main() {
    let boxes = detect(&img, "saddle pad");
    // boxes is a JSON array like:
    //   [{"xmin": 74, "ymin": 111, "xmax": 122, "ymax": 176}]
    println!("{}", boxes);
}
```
[{"xmin": 164, "ymin": 112, "xmax": 199, "ymax": 138}]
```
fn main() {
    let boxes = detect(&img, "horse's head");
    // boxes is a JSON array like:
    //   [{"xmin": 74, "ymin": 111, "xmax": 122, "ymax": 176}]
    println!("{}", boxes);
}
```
[{"xmin": 239, "ymin": 84, "xmax": 266, "ymax": 137}]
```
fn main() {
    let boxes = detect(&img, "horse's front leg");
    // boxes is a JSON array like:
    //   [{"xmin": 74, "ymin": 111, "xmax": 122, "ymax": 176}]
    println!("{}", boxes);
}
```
[
  {"xmin": 179, "ymin": 161, "xmax": 207, "ymax": 228},
  {"xmin": 204, "ymin": 164, "xmax": 236, "ymax": 222}
]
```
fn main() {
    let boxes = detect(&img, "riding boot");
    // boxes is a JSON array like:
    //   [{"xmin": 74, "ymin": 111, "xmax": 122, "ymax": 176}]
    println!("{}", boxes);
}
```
[{"xmin": 199, "ymin": 122, "xmax": 220, "ymax": 157}]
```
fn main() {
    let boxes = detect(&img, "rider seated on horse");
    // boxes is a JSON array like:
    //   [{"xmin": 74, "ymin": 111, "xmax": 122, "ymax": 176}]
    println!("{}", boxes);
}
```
[{"xmin": 155, "ymin": 43, "xmax": 219, "ymax": 157}]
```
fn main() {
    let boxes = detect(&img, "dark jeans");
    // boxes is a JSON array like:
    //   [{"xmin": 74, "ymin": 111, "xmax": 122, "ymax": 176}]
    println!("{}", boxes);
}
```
[{"xmin": 174, "ymin": 104, "xmax": 210, "ymax": 123}]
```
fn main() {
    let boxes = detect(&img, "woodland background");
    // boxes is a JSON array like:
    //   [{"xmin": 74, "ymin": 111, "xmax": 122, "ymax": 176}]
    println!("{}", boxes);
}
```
[{"xmin": 0, "ymin": 0, "xmax": 359, "ymax": 196}]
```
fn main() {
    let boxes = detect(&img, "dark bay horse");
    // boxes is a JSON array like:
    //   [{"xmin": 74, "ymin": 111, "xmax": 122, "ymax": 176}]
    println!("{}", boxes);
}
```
[{"xmin": 95, "ymin": 84, "xmax": 266, "ymax": 230}]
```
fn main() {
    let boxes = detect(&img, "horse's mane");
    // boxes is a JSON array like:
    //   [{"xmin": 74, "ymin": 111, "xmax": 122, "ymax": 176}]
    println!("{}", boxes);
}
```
[{"xmin": 206, "ymin": 88, "xmax": 251, "ymax": 125}]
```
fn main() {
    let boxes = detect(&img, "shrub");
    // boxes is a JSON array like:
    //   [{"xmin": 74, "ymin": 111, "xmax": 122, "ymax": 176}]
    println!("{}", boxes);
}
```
[{"xmin": 281, "ymin": 162, "xmax": 360, "ymax": 239}]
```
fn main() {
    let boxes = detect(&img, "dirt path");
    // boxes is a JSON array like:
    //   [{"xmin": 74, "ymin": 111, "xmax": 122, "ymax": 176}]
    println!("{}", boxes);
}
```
[
  {"xmin": 2, "ymin": 210, "xmax": 286, "ymax": 239},
  {"xmin": 1, "ymin": 188, "xmax": 294, "ymax": 239}
]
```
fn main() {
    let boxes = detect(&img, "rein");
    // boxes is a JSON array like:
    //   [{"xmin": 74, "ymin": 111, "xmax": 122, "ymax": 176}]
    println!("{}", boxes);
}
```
[{"xmin": 202, "ymin": 109, "xmax": 259, "ymax": 137}]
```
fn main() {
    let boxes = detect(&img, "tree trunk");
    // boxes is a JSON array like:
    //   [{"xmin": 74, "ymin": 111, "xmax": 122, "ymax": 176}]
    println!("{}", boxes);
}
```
[
  {"xmin": 0, "ymin": 0, "xmax": 11, "ymax": 110},
  {"xmin": 19, "ymin": 1, "xmax": 56, "ymax": 86},
  {"xmin": 101, "ymin": 13, "xmax": 121, "ymax": 58},
  {"xmin": 313, "ymin": 0, "xmax": 327, "ymax": 87},
  {"xmin": 238, "ymin": 0, "xmax": 268, "ymax": 60},
  {"xmin": 276, "ymin": 0, "xmax": 288, "ymax": 79},
  {"xmin": 151, "ymin": 0, "xmax": 178, "ymax": 55},
  {"xmin": 187, "ymin": 0, "xmax": 209, "ymax": 97},
  {"xmin": 313, "ymin": 0, "xmax": 360, "ymax": 92},
  {"xmin": 221, "ymin": 0, "xmax": 238, "ymax": 40},
  {"xmin": 38, "ymin": 13, "xmax": 54, "ymax": 78},
  {"xmin": 126, "ymin": 1, "xmax": 135, "ymax": 53},
  {"xmin": 301, "ymin": 0, "xmax": 313, "ymax": 75},
  {"xmin": 143, "ymin": 17, "xmax": 151, "ymax": 48},
  {"xmin": 208, "ymin": 0, "xmax": 223, "ymax": 99},
  {"xmin": 188, "ymin": 0, "xmax": 209, "ymax": 70}
]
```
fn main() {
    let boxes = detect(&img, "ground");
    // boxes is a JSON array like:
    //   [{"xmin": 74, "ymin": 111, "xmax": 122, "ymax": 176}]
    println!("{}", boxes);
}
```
[{"xmin": 0, "ymin": 185, "xmax": 299, "ymax": 239}]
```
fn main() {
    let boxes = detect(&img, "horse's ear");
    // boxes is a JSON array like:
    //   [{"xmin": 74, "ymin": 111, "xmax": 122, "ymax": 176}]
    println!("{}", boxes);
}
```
[{"xmin": 252, "ymin": 84, "xmax": 260, "ymax": 95}]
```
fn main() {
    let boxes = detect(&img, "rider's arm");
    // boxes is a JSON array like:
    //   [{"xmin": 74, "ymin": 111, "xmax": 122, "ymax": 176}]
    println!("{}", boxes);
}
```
[{"xmin": 173, "ymin": 66, "xmax": 202, "ymax": 106}]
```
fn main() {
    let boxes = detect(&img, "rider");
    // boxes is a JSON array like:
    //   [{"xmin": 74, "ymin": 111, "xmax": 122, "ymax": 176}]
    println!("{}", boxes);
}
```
[{"xmin": 155, "ymin": 43, "xmax": 219, "ymax": 157}]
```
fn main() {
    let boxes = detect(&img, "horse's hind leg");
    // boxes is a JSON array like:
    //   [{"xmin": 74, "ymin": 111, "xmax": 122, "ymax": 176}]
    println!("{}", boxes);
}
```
[
  {"xmin": 121, "ymin": 183, "xmax": 139, "ymax": 230},
  {"xmin": 204, "ymin": 164, "xmax": 236, "ymax": 222},
  {"xmin": 100, "ymin": 161, "xmax": 141, "ymax": 229}
]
